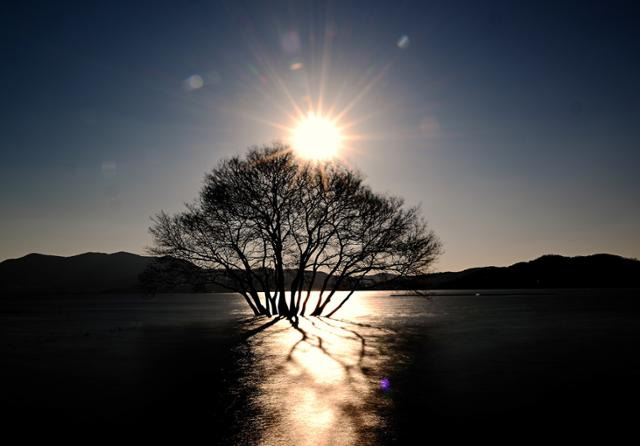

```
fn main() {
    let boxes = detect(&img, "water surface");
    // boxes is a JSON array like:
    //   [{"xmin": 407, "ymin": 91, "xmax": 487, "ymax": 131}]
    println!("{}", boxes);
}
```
[{"xmin": 2, "ymin": 289, "xmax": 639, "ymax": 442}]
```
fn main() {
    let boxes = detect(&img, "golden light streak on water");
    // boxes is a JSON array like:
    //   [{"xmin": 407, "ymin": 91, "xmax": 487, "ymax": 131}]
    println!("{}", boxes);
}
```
[{"xmin": 241, "ymin": 292, "xmax": 397, "ymax": 445}]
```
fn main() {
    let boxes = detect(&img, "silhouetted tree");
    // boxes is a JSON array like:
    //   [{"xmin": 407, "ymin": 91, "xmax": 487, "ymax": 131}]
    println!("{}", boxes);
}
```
[{"xmin": 148, "ymin": 144, "xmax": 441, "ymax": 317}]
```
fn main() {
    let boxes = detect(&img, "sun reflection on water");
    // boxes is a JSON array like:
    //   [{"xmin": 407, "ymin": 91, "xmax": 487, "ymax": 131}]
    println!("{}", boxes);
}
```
[{"xmin": 239, "ymin": 292, "xmax": 397, "ymax": 445}]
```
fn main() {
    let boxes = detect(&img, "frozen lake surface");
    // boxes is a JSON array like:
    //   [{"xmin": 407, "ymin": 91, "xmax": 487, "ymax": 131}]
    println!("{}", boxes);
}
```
[{"xmin": 2, "ymin": 289, "xmax": 639, "ymax": 443}]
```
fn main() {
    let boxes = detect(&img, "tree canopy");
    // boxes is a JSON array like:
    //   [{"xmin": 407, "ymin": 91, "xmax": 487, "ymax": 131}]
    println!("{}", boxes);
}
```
[{"xmin": 148, "ymin": 144, "xmax": 441, "ymax": 317}]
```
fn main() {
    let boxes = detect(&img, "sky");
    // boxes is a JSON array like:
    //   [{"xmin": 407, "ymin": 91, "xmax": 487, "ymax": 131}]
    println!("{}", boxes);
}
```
[{"xmin": 1, "ymin": 0, "xmax": 639, "ymax": 271}]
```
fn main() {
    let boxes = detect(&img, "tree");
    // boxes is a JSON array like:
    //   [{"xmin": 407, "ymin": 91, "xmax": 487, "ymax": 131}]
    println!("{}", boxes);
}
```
[{"xmin": 148, "ymin": 144, "xmax": 441, "ymax": 318}]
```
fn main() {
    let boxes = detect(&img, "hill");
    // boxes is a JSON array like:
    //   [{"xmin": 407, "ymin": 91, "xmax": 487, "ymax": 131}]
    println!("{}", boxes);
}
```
[
  {"xmin": 0, "ymin": 252, "xmax": 155, "ymax": 295},
  {"xmin": 1, "ymin": 252, "xmax": 638, "ymax": 296},
  {"xmin": 398, "ymin": 254, "xmax": 640, "ymax": 289}
]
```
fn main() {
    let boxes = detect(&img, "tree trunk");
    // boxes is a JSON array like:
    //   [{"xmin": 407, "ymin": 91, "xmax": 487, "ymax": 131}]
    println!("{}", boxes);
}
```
[
  {"xmin": 325, "ymin": 289, "xmax": 356, "ymax": 317},
  {"xmin": 250, "ymin": 289, "xmax": 269, "ymax": 316},
  {"xmin": 241, "ymin": 293, "xmax": 260, "ymax": 316},
  {"xmin": 274, "ymin": 249, "xmax": 289, "ymax": 316}
]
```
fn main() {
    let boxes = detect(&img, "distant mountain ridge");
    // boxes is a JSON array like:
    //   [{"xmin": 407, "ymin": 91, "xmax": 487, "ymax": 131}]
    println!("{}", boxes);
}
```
[
  {"xmin": 0, "ymin": 252, "xmax": 155, "ymax": 295},
  {"xmin": 396, "ymin": 253, "xmax": 640, "ymax": 290},
  {"xmin": 0, "ymin": 251, "xmax": 638, "ymax": 296}
]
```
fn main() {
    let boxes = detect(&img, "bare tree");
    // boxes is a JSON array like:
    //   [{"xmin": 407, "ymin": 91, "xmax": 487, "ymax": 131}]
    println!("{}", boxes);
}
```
[{"xmin": 148, "ymin": 144, "xmax": 441, "ymax": 318}]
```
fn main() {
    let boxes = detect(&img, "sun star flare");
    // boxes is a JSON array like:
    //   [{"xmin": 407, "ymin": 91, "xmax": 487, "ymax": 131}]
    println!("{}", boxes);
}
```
[{"xmin": 290, "ymin": 113, "xmax": 342, "ymax": 161}]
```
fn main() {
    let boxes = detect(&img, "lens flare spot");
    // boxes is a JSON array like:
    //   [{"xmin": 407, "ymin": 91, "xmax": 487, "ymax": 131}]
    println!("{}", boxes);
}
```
[
  {"xmin": 397, "ymin": 35, "xmax": 410, "ymax": 49},
  {"xmin": 183, "ymin": 74, "xmax": 204, "ymax": 91}
]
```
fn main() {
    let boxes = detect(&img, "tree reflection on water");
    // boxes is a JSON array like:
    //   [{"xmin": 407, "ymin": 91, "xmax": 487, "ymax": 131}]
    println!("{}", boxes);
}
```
[{"xmin": 236, "ymin": 310, "xmax": 399, "ymax": 446}]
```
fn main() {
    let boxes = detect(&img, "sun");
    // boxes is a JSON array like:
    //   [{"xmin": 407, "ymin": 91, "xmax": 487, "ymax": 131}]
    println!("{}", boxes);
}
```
[{"xmin": 290, "ymin": 113, "xmax": 342, "ymax": 161}]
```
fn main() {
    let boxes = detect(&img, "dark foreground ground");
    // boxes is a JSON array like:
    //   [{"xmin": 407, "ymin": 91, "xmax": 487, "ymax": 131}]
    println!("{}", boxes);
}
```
[{"xmin": 1, "ymin": 289, "xmax": 639, "ymax": 443}]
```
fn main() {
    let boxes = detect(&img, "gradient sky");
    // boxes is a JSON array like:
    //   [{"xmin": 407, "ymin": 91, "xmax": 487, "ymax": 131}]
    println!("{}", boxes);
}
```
[{"xmin": 1, "ymin": 0, "xmax": 639, "ymax": 271}]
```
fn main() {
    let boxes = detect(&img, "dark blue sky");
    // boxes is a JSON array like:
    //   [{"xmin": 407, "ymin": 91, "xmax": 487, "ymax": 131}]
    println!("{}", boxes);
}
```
[{"xmin": 1, "ymin": 0, "xmax": 639, "ymax": 271}]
